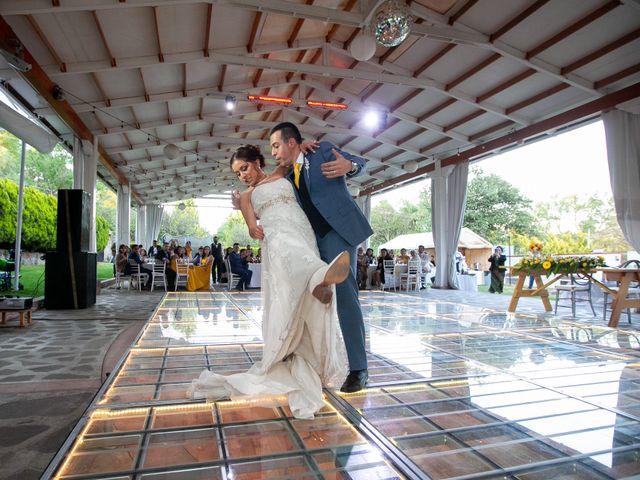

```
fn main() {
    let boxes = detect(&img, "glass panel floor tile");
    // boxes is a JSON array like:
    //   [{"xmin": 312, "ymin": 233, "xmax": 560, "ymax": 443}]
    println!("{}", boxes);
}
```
[{"xmin": 47, "ymin": 291, "xmax": 640, "ymax": 479}]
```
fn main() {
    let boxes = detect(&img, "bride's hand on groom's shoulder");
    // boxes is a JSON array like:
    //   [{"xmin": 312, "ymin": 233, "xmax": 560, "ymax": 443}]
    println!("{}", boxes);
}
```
[{"xmin": 300, "ymin": 139, "xmax": 319, "ymax": 154}]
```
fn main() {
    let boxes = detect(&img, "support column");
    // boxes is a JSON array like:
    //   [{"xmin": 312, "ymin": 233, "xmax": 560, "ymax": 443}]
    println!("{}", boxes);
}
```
[{"xmin": 116, "ymin": 185, "xmax": 131, "ymax": 247}]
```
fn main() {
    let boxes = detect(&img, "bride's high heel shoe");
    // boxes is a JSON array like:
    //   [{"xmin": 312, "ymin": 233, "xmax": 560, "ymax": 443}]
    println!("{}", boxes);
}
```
[{"xmin": 311, "ymin": 251, "xmax": 350, "ymax": 304}]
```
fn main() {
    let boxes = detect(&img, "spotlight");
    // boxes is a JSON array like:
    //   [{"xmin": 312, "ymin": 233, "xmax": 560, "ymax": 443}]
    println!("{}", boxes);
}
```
[
  {"xmin": 52, "ymin": 84, "xmax": 64, "ymax": 101},
  {"xmin": 225, "ymin": 94, "xmax": 236, "ymax": 112},
  {"xmin": 364, "ymin": 111, "xmax": 379, "ymax": 129}
]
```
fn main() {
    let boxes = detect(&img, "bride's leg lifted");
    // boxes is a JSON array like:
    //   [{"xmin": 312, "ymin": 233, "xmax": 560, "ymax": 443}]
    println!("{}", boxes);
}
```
[{"xmin": 311, "ymin": 251, "xmax": 350, "ymax": 304}]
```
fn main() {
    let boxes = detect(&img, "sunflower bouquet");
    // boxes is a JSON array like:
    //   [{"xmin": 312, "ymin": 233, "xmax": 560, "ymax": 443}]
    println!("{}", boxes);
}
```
[{"xmin": 516, "ymin": 254, "xmax": 606, "ymax": 274}]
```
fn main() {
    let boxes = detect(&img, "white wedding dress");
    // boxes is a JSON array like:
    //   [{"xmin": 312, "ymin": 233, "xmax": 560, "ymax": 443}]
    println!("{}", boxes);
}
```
[{"xmin": 190, "ymin": 178, "xmax": 346, "ymax": 419}]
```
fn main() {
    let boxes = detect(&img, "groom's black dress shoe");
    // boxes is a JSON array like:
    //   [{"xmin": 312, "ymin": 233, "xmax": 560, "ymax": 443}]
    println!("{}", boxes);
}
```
[{"xmin": 340, "ymin": 369, "xmax": 368, "ymax": 393}]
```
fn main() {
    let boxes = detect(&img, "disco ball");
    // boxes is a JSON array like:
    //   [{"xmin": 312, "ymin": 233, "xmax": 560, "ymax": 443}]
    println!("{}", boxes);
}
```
[{"xmin": 373, "ymin": 0, "xmax": 413, "ymax": 48}]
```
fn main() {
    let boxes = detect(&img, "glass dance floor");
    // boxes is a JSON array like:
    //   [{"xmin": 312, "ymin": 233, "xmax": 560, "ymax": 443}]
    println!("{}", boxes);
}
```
[{"xmin": 45, "ymin": 291, "xmax": 640, "ymax": 479}]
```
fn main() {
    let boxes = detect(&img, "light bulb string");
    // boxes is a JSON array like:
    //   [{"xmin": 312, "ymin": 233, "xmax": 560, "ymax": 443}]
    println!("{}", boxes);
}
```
[{"xmin": 60, "ymin": 87, "xmax": 234, "ymax": 164}]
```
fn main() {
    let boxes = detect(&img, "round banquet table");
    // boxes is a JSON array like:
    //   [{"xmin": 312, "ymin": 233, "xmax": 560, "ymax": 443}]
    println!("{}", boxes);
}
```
[{"xmin": 248, "ymin": 263, "xmax": 261, "ymax": 288}]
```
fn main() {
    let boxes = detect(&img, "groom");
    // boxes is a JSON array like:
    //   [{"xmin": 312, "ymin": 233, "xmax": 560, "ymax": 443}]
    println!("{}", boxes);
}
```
[{"xmin": 269, "ymin": 122, "xmax": 373, "ymax": 393}]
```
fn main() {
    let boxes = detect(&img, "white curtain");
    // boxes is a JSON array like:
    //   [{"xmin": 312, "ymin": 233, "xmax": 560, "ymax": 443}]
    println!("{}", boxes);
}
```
[
  {"xmin": 116, "ymin": 184, "xmax": 131, "ymax": 247},
  {"xmin": 0, "ymin": 99, "xmax": 57, "ymax": 153},
  {"xmin": 72, "ymin": 136, "xmax": 97, "ymax": 252},
  {"xmin": 135, "ymin": 205, "xmax": 146, "ymax": 246},
  {"xmin": 603, "ymin": 110, "xmax": 640, "ymax": 252},
  {"xmin": 356, "ymin": 194, "xmax": 372, "ymax": 248},
  {"xmin": 445, "ymin": 162, "xmax": 469, "ymax": 288},
  {"xmin": 145, "ymin": 204, "xmax": 164, "ymax": 249},
  {"xmin": 431, "ymin": 160, "xmax": 469, "ymax": 289}
]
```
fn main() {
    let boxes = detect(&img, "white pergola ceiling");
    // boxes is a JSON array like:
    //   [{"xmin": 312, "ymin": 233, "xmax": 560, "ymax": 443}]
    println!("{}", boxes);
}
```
[{"xmin": 0, "ymin": 0, "xmax": 639, "ymax": 204}]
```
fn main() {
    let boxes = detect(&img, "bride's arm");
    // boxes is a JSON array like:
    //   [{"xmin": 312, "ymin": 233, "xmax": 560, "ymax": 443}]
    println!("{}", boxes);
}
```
[{"xmin": 239, "ymin": 189, "xmax": 265, "ymax": 240}]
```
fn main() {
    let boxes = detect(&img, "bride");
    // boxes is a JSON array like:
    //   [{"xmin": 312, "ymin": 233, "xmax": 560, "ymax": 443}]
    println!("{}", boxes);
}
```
[{"xmin": 190, "ymin": 145, "xmax": 349, "ymax": 419}]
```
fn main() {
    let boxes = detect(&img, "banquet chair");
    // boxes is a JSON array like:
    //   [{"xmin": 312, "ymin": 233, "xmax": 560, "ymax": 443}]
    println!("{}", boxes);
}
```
[
  {"xmin": 150, "ymin": 260, "xmax": 167, "ymax": 292},
  {"xmin": 554, "ymin": 273, "xmax": 596, "ymax": 317},
  {"xmin": 383, "ymin": 259, "xmax": 397, "ymax": 291},
  {"xmin": 400, "ymin": 259, "xmax": 421, "ymax": 291},
  {"xmin": 115, "ymin": 269, "xmax": 130, "ymax": 290},
  {"xmin": 127, "ymin": 259, "xmax": 148, "ymax": 292},
  {"xmin": 603, "ymin": 260, "xmax": 640, "ymax": 324},
  {"xmin": 225, "ymin": 258, "xmax": 243, "ymax": 291},
  {"xmin": 174, "ymin": 262, "xmax": 189, "ymax": 291}
]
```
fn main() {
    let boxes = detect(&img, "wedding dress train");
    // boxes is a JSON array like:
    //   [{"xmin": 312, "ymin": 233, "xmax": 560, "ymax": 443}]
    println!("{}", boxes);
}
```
[{"xmin": 190, "ymin": 178, "xmax": 346, "ymax": 419}]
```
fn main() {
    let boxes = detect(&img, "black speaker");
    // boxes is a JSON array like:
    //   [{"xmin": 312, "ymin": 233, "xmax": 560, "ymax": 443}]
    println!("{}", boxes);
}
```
[
  {"xmin": 44, "ymin": 252, "xmax": 97, "ymax": 309},
  {"xmin": 56, "ymin": 189, "xmax": 90, "ymax": 253}
]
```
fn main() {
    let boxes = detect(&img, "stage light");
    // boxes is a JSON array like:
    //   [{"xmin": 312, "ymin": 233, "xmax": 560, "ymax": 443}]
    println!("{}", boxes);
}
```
[
  {"xmin": 247, "ymin": 95, "xmax": 292, "ymax": 105},
  {"xmin": 306, "ymin": 100, "xmax": 348, "ymax": 110},
  {"xmin": 364, "ymin": 110, "xmax": 380, "ymax": 128},
  {"xmin": 225, "ymin": 94, "xmax": 236, "ymax": 112}
]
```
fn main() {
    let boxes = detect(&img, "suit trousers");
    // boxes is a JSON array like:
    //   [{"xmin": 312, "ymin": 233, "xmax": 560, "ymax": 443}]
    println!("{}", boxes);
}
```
[{"xmin": 316, "ymin": 229, "xmax": 368, "ymax": 372}]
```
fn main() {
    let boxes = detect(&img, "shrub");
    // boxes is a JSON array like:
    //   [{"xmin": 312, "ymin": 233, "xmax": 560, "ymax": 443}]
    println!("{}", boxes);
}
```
[{"xmin": 96, "ymin": 215, "xmax": 109, "ymax": 252}]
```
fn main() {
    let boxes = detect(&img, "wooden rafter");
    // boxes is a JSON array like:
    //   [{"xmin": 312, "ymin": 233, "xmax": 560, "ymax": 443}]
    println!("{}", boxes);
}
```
[
  {"xmin": 448, "ymin": 0, "xmax": 479, "ymax": 25},
  {"xmin": 90, "ymin": 72, "xmax": 110, "ymax": 107},
  {"xmin": 26, "ymin": 15, "xmax": 66, "ymax": 72},
  {"xmin": 152, "ymin": 6, "xmax": 164, "ymax": 63},
  {"xmin": 92, "ymin": 10, "xmax": 116, "ymax": 67},
  {"xmin": 203, "ymin": 3, "xmax": 213, "ymax": 56},
  {"xmin": 490, "ymin": 0, "xmax": 550, "ymax": 42}
]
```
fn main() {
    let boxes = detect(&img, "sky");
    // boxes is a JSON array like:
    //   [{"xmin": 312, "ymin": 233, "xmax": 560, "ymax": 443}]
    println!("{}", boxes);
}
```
[
  {"xmin": 192, "ymin": 120, "xmax": 611, "ymax": 235},
  {"xmin": 372, "ymin": 120, "xmax": 611, "ymax": 208}
]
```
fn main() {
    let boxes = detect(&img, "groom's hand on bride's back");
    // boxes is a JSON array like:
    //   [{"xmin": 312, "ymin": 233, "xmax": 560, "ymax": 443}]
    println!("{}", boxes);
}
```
[
  {"xmin": 249, "ymin": 225, "xmax": 264, "ymax": 240},
  {"xmin": 231, "ymin": 190, "xmax": 241, "ymax": 210},
  {"xmin": 321, "ymin": 148, "xmax": 352, "ymax": 179}
]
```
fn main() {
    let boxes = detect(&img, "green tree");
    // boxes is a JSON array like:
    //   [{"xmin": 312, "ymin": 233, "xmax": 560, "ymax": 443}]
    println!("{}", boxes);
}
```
[
  {"xmin": 96, "ymin": 181, "xmax": 117, "ymax": 233},
  {"xmin": 464, "ymin": 170, "xmax": 537, "ymax": 244},
  {"xmin": 159, "ymin": 199, "xmax": 209, "ymax": 239},
  {"xmin": 96, "ymin": 215, "xmax": 110, "ymax": 252},
  {"xmin": 217, "ymin": 211, "xmax": 255, "ymax": 247},
  {"xmin": 370, "ymin": 200, "xmax": 413, "ymax": 251}
]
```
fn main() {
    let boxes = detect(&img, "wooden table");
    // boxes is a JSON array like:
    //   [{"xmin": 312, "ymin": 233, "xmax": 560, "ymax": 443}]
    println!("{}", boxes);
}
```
[
  {"xmin": 508, "ymin": 267, "xmax": 639, "ymax": 328},
  {"xmin": 0, "ymin": 308, "xmax": 33, "ymax": 327},
  {"xmin": 590, "ymin": 268, "xmax": 640, "ymax": 328},
  {"xmin": 507, "ymin": 267, "xmax": 559, "ymax": 313}
]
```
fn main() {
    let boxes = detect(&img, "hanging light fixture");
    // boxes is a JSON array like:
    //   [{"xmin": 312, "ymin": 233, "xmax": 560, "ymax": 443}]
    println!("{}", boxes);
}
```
[
  {"xmin": 178, "ymin": 202, "xmax": 186, "ymax": 211},
  {"xmin": 403, "ymin": 159, "xmax": 418, "ymax": 172},
  {"xmin": 174, "ymin": 175, "xmax": 184, "ymax": 188},
  {"xmin": 373, "ymin": 0, "xmax": 413, "ymax": 48},
  {"xmin": 349, "ymin": 30, "xmax": 377, "ymax": 61},
  {"xmin": 163, "ymin": 143, "xmax": 179, "ymax": 160},
  {"xmin": 225, "ymin": 94, "xmax": 236, "ymax": 112}
]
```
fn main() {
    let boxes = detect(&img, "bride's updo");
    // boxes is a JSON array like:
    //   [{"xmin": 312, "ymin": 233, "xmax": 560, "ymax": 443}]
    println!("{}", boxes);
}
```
[{"xmin": 230, "ymin": 145, "xmax": 265, "ymax": 168}]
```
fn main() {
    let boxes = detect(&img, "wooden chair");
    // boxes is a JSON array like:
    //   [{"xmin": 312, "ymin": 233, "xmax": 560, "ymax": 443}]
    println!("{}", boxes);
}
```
[
  {"xmin": 174, "ymin": 261, "xmax": 189, "ymax": 291},
  {"xmin": 115, "ymin": 269, "xmax": 130, "ymax": 289},
  {"xmin": 400, "ymin": 259, "xmax": 421, "ymax": 291},
  {"xmin": 150, "ymin": 260, "xmax": 167, "ymax": 292},
  {"xmin": 603, "ymin": 260, "xmax": 640, "ymax": 324},
  {"xmin": 554, "ymin": 273, "xmax": 596, "ymax": 317}
]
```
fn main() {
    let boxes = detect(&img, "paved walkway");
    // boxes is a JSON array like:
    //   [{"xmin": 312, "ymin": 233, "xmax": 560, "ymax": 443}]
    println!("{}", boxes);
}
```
[
  {"xmin": 0, "ymin": 288, "xmax": 164, "ymax": 480},
  {"xmin": 0, "ymin": 284, "xmax": 637, "ymax": 479}
]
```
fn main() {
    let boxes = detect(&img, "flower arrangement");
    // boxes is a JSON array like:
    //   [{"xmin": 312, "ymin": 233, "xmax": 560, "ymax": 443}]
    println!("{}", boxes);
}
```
[
  {"xmin": 528, "ymin": 241, "xmax": 544, "ymax": 254},
  {"xmin": 516, "ymin": 254, "xmax": 606, "ymax": 274}
]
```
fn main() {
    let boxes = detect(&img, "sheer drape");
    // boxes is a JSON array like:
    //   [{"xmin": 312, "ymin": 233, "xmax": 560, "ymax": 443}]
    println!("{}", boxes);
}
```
[
  {"xmin": 145, "ymin": 204, "xmax": 164, "ymax": 248},
  {"xmin": 603, "ymin": 110, "xmax": 640, "ymax": 252},
  {"xmin": 135, "ymin": 205, "xmax": 146, "ymax": 246},
  {"xmin": 116, "ymin": 185, "xmax": 131, "ymax": 247},
  {"xmin": 431, "ymin": 161, "xmax": 469, "ymax": 289}
]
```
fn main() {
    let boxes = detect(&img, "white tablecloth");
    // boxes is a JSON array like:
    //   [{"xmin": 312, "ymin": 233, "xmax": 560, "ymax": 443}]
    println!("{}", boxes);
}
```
[
  {"xmin": 457, "ymin": 273, "xmax": 478, "ymax": 292},
  {"xmin": 248, "ymin": 263, "xmax": 261, "ymax": 288}
]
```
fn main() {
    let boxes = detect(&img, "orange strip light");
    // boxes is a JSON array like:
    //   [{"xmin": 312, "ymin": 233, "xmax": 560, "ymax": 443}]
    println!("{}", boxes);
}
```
[
  {"xmin": 247, "ymin": 95, "xmax": 292, "ymax": 105},
  {"xmin": 306, "ymin": 100, "xmax": 349, "ymax": 110}
]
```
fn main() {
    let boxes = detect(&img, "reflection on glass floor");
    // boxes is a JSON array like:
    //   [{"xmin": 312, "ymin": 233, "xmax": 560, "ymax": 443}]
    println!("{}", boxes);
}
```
[{"xmin": 47, "ymin": 291, "xmax": 640, "ymax": 479}]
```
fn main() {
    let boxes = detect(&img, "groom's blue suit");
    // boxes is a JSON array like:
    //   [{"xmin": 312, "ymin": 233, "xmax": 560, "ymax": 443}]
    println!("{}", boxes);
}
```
[{"xmin": 288, "ymin": 141, "xmax": 373, "ymax": 372}]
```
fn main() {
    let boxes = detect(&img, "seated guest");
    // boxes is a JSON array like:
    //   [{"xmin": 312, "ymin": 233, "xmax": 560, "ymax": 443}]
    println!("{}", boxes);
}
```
[
  {"xmin": 148, "ymin": 239, "xmax": 159, "ymax": 257},
  {"xmin": 126, "ymin": 244, "xmax": 153, "ymax": 289},
  {"xmin": 365, "ymin": 248, "xmax": 375, "ymax": 265},
  {"xmin": 115, "ymin": 244, "xmax": 129, "ymax": 275},
  {"xmin": 254, "ymin": 248, "xmax": 262, "ymax": 263},
  {"xmin": 229, "ymin": 243, "xmax": 252, "ymax": 290},
  {"xmin": 187, "ymin": 246, "xmax": 212, "ymax": 291},
  {"xmin": 417, "ymin": 245, "xmax": 432, "ymax": 290},
  {"xmin": 185, "ymin": 241, "xmax": 193, "ymax": 259},
  {"xmin": 192, "ymin": 246, "xmax": 205, "ymax": 265},
  {"xmin": 372, "ymin": 248, "xmax": 392, "ymax": 288},
  {"xmin": 356, "ymin": 247, "xmax": 367, "ymax": 289},
  {"xmin": 155, "ymin": 242, "xmax": 176, "ymax": 288},
  {"xmin": 397, "ymin": 248, "xmax": 410, "ymax": 264},
  {"xmin": 140, "ymin": 247, "xmax": 148, "ymax": 259}
]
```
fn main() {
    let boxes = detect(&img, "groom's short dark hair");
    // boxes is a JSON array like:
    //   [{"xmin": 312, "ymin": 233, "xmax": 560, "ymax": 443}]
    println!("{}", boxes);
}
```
[{"xmin": 270, "ymin": 122, "xmax": 302, "ymax": 145}]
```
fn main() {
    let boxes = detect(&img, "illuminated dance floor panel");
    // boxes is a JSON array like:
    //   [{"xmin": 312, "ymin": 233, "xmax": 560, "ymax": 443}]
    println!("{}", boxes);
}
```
[{"xmin": 46, "ymin": 291, "xmax": 640, "ymax": 479}]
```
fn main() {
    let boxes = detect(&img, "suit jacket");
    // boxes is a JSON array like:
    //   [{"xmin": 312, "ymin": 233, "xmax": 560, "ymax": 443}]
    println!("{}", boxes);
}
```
[
  {"xmin": 288, "ymin": 141, "xmax": 373, "ymax": 246},
  {"xmin": 228, "ymin": 252, "xmax": 247, "ymax": 274},
  {"xmin": 211, "ymin": 241, "xmax": 223, "ymax": 260}
]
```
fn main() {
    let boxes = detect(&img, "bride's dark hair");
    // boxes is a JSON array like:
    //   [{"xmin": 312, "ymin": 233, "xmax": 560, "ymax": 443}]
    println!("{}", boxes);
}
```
[{"xmin": 230, "ymin": 145, "xmax": 265, "ymax": 168}]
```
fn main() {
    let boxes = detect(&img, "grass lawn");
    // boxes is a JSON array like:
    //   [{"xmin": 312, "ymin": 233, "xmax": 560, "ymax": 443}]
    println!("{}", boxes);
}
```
[{"xmin": 0, "ymin": 262, "xmax": 114, "ymax": 298}]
